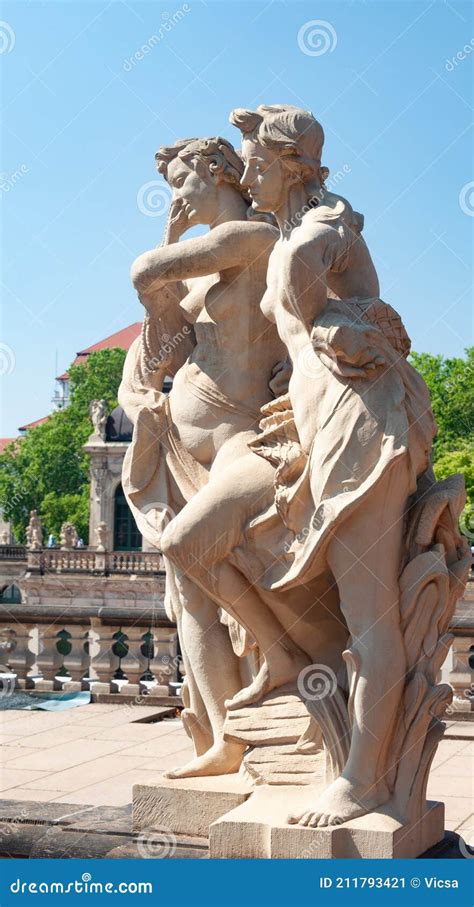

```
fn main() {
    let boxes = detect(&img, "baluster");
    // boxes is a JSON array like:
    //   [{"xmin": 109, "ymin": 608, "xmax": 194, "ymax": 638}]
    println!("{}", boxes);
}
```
[
  {"xmin": 82, "ymin": 626, "xmax": 101, "ymax": 685},
  {"xmin": 35, "ymin": 625, "xmax": 61, "ymax": 689},
  {"xmin": 111, "ymin": 628, "xmax": 130, "ymax": 687},
  {"xmin": 139, "ymin": 627, "xmax": 159, "ymax": 691},
  {"xmin": 50, "ymin": 626, "xmax": 84, "ymax": 689}
]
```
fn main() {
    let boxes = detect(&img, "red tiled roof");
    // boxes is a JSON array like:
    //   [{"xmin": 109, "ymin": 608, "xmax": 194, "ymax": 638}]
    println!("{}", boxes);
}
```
[
  {"xmin": 0, "ymin": 438, "xmax": 16, "ymax": 454},
  {"xmin": 56, "ymin": 323, "xmax": 142, "ymax": 380},
  {"xmin": 18, "ymin": 415, "xmax": 51, "ymax": 432}
]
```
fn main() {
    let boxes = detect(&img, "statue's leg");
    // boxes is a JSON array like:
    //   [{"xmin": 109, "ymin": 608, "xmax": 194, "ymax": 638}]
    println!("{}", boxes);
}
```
[
  {"xmin": 166, "ymin": 566, "xmax": 214, "ymax": 758},
  {"xmin": 160, "ymin": 452, "xmax": 310, "ymax": 713},
  {"xmin": 164, "ymin": 572, "xmax": 247, "ymax": 779},
  {"xmin": 290, "ymin": 457, "xmax": 409, "ymax": 828}
]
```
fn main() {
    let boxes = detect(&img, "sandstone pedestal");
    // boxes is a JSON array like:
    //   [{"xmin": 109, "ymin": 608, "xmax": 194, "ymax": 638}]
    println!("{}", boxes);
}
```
[
  {"xmin": 209, "ymin": 785, "xmax": 444, "ymax": 859},
  {"xmin": 133, "ymin": 774, "xmax": 252, "ymax": 839},
  {"xmin": 132, "ymin": 776, "xmax": 444, "ymax": 858}
]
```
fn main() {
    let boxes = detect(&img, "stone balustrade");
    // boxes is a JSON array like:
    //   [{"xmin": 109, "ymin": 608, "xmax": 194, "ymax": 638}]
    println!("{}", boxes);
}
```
[
  {"xmin": 0, "ymin": 544, "xmax": 179, "ymax": 697},
  {"xmin": 0, "ymin": 545, "xmax": 26, "ymax": 560},
  {"xmin": 0, "ymin": 617, "xmax": 180, "ymax": 696},
  {"xmin": 0, "ymin": 545, "xmax": 165, "ymax": 576}
]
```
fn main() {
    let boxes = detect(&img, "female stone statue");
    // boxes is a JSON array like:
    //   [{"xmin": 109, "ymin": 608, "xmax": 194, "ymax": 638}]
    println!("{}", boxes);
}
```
[
  {"xmin": 136, "ymin": 107, "xmax": 439, "ymax": 826},
  {"xmin": 123, "ymin": 112, "xmax": 469, "ymax": 857},
  {"xmin": 226, "ymin": 104, "xmax": 438, "ymax": 827},
  {"xmin": 121, "ymin": 136, "xmax": 327, "ymax": 778}
]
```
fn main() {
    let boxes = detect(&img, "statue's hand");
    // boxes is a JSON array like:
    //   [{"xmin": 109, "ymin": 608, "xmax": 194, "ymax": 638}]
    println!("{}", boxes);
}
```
[
  {"xmin": 165, "ymin": 197, "xmax": 191, "ymax": 244},
  {"xmin": 269, "ymin": 358, "xmax": 293, "ymax": 397},
  {"xmin": 321, "ymin": 325, "xmax": 386, "ymax": 377}
]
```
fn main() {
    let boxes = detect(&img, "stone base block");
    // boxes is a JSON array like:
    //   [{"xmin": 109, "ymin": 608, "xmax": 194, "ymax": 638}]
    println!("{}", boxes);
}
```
[
  {"xmin": 209, "ymin": 785, "xmax": 445, "ymax": 859},
  {"xmin": 133, "ymin": 774, "xmax": 252, "ymax": 839}
]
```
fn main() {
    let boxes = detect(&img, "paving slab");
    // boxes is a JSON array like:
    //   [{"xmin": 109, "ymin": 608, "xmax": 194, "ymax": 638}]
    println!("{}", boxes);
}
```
[
  {"xmin": 12, "ymin": 725, "xmax": 94, "ymax": 749},
  {"xmin": 12, "ymin": 738, "xmax": 128, "ymax": 772},
  {"xmin": 0, "ymin": 788, "xmax": 65, "ymax": 802},
  {"xmin": 22, "ymin": 753, "xmax": 149, "ymax": 792},
  {"xmin": 445, "ymin": 721, "xmax": 474, "ymax": 739},
  {"xmin": 51, "ymin": 768, "xmax": 175, "ymax": 807},
  {"xmin": 0, "ymin": 769, "xmax": 50, "ymax": 792}
]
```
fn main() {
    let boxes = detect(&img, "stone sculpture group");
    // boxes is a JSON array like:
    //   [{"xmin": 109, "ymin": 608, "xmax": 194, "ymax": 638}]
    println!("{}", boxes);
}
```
[{"xmin": 119, "ymin": 105, "xmax": 470, "ymax": 857}]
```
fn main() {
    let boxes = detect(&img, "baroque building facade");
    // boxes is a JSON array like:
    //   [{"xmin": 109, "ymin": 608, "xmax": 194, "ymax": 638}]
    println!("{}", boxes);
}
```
[{"xmin": 0, "ymin": 325, "xmax": 179, "ymax": 697}]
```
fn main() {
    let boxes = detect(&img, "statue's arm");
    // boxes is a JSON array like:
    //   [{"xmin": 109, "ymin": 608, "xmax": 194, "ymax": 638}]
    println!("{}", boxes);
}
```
[
  {"xmin": 131, "ymin": 222, "xmax": 276, "ymax": 300},
  {"xmin": 276, "ymin": 223, "xmax": 342, "ymax": 347}
]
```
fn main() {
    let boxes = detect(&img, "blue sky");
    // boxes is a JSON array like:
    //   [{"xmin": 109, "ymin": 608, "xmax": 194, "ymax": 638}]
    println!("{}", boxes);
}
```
[{"xmin": 1, "ymin": 0, "xmax": 472, "ymax": 436}]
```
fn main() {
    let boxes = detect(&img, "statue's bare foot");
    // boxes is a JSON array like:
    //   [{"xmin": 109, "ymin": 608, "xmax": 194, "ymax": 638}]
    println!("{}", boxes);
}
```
[
  {"xmin": 224, "ymin": 649, "xmax": 309, "ymax": 711},
  {"xmin": 288, "ymin": 776, "xmax": 389, "ymax": 828},
  {"xmin": 163, "ymin": 741, "xmax": 245, "ymax": 779}
]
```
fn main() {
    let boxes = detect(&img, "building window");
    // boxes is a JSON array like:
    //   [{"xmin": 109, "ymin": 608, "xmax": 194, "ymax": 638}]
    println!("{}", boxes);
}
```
[
  {"xmin": 0, "ymin": 585, "xmax": 22, "ymax": 604},
  {"xmin": 113, "ymin": 484, "xmax": 142, "ymax": 551}
]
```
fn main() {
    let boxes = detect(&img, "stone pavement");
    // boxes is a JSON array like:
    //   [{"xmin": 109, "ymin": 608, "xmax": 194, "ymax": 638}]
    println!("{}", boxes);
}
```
[
  {"xmin": 0, "ymin": 703, "xmax": 194, "ymax": 807},
  {"xmin": 0, "ymin": 704, "xmax": 472, "ymax": 848}
]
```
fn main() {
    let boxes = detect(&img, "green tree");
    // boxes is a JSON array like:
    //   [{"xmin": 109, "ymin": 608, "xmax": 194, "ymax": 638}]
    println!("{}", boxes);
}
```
[
  {"xmin": 432, "ymin": 439, "xmax": 474, "ymax": 540},
  {"xmin": 0, "ymin": 347, "xmax": 126, "ymax": 543},
  {"xmin": 410, "ymin": 347, "xmax": 474, "ymax": 453},
  {"xmin": 410, "ymin": 347, "xmax": 474, "ymax": 524}
]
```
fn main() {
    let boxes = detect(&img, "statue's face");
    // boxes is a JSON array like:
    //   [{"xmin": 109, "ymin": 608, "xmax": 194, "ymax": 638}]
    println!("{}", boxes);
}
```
[
  {"xmin": 167, "ymin": 155, "xmax": 217, "ymax": 226},
  {"xmin": 241, "ymin": 139, "xmax": 286, "ymax": 213}
]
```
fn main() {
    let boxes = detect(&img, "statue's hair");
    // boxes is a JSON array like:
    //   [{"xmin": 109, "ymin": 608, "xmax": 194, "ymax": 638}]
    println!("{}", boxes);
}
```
[
  {"xmin": 229, "ymin": 104, "xmax": 327, "ymax": 186},
  {"xmin": 155, "ymin": 136, "xmax": 248, "ymax": 198}
]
